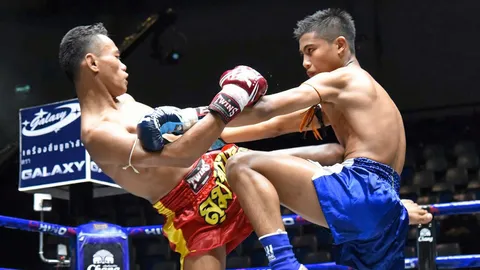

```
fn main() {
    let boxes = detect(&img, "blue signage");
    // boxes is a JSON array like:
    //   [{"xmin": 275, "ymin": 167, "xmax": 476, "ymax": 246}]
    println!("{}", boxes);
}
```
[{"xmin": 18, "ymin": 99, "xmax": 120, "ymax": 191}]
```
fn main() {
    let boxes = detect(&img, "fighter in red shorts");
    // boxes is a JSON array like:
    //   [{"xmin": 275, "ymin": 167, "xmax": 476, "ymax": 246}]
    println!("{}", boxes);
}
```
[{"xmin": 58, "ymin": 23, "xmax": 269, "ymax": 269}]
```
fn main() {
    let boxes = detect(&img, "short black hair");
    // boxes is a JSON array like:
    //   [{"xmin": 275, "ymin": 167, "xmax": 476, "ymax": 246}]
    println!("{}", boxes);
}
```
[
  {"xmin": 294, "ymin": 8, "xmax": 356, "ymax": 54},
  {"xmin": 59, "ymin": 23, "xmax": 108, "ymax": 82}
]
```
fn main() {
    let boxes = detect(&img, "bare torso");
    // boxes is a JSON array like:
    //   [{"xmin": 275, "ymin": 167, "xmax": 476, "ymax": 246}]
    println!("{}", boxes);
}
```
[
  {"xmin": 80, "ymin": 95, "xmax": 192, "ymax": 203},
  {"xmin": 321, "ymin": 67, "xmax": 406, "ymax": 173}
]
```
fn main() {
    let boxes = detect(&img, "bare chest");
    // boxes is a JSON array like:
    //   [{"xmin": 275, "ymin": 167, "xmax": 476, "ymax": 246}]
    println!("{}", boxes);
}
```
[{"xmin": 101, "ymin": 102, "xmax": 184, "ymax": 200}]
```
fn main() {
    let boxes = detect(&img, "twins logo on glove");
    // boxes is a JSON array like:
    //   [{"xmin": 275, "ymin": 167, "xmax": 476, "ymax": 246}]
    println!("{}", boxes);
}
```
[{"xmin": 209, "ymin": 65, "xmax": 268, "ymax": 123}]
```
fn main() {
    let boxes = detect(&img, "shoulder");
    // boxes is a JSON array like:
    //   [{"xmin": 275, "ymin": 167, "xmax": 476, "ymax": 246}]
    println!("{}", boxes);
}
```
[
  {"xmin": 310, "ymin": 67, "xmax": 354, "ymax": 89},
  {"xmin": 82, "ymin": 120, "xmax": 122, "ymax": 145},
  {"xmin": 116, "ymin": 94, "xmax": 153, "ymax": 115},
  {"xmin": 345, "ymin": 67, "xmax": 376, "ymax": 94},
  {"xmin": 326, "ymin": 66, "xmax": 375, "ymax": 95},
  {"xmin": 331, "ymin": 66, "xmax": 367, "ymax": 85}
]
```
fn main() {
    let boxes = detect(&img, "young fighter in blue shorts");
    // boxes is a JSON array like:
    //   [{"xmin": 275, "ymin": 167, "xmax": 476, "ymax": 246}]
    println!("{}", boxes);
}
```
[{"xmin": 222, "ymin": 8, "xmax": 412, "ymax": 270}]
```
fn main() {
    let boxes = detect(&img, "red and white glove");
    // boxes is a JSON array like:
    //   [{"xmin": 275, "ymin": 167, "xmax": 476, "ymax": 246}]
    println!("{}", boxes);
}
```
[{"xmin": 209, "ymin": 65, "xmax": 268, "ymax": 123}]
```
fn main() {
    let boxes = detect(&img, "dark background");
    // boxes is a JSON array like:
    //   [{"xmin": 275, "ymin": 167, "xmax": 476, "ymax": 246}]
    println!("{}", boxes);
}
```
[
  {"xmin": 0, "ymin": 0, "xmax": 479, "ymax": 268},
  {"xmin": 0, "ymin": 0, "xmax": 479, "ymax": 147}
]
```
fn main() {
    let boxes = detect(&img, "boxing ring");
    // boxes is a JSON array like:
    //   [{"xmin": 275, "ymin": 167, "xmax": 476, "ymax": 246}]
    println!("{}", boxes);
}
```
[{"xmin": 1, "ymin": 201, "xmax": 480, "ymax": 269}]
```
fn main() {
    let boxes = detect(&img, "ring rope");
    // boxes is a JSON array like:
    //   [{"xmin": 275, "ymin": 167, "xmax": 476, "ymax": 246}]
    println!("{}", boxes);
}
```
[{"xmin": 0, "ymin": 200, "xmax": 479, "ymax": 269}]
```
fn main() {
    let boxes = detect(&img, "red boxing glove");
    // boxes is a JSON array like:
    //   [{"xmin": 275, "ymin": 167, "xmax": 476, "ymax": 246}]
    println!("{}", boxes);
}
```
[
  {"xmin": 209, "ymin": 66, "xmax": 268, "ymax": 123},
  {"xmin": 219, "ymin": 65, "xmax": 268, "ymax": 106}
]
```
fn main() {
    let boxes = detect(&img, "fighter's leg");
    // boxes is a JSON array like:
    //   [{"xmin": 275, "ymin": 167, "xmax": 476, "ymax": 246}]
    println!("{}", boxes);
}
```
[
  {"xmin": 271, "ymin": 143, "xmax": 344, "ymax": 166},
  {"xmin": 228, "ymin": 149, "xmax": 431, "ymax": 227},
  {"xmin": 183, "ymin": 246, "xmax": 226, "ymax": 270},
  {"xmin": 226, "ymin": 151, "xmax": 325, "ymax": 270},
  {"xmin": 227, "ymin": 151, "xmax": 327, "ymax": 231}
]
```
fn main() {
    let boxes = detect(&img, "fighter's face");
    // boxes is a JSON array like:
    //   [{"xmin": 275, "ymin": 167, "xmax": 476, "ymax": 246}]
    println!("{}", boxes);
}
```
[
  {"xmin": 298, "ymin": 32, "xmax": 344, "ymax": 77},
  {"xmin": 92, "ymin": 35, "xmax": 129, "ymax": 97}
]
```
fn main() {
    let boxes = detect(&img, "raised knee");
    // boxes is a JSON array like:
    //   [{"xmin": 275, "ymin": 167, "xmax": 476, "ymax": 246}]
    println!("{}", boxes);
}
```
[{"xmin": 226, "ymin": 152, "xmax": 253, "ymax": 175}]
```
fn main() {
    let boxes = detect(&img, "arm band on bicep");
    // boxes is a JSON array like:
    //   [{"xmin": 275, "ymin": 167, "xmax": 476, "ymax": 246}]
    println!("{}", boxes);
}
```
[{"xmin": 301, "ymin": 83, "xmax": 322, "ymax": 103}]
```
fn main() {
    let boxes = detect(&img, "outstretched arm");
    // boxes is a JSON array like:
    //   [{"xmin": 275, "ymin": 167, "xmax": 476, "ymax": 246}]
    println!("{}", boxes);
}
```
[
  {"xmin": 221, "ymin": 108, "xmax": 330, "ymax": 143},
  {"xmin": 154, "ymin": 112, "xmax": 342, "ymax": 166},
  {"xmin": 228, "ymin": 68, "xmax": 352, "ymax": 127},
  {"xmin": 222, "ymin": 110, "xmax": 306, "ymax": 143},
  {"xmin": 226, "ymin": 86, "xmax": 320, "ymax": 127},
  {"xmin": 84, "ymin": 113, "xmax": 226, "ymax": 168}
]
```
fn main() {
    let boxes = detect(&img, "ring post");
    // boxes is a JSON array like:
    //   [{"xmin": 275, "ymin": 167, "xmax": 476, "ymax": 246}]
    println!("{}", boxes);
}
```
[
  {"xmin": 417, "ymin": 206, "xmax": 437, "ymax": 270},
  {"xmin": 75, "ymin": 222, "xmax": 128, "ymax": 270}
]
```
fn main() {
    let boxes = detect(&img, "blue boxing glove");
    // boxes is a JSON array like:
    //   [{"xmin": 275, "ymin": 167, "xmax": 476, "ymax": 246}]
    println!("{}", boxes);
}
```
[
  {"xmin": 137, "ymin": 106, "xmax": 209, "ymax": 152},
  {"xmin": 157, "ymin": 106, "xmax": 209, "ymax": 135},
  {"xmin": 136, "ymin": 109, "xmax": 168, "ymax": 152}
]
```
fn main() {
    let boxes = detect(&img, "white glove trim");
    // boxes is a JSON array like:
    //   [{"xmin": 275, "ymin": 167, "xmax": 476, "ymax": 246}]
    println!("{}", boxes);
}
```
[{"xmin": 220, "ymin": 85, "xmax": 249, "ymax": 110}]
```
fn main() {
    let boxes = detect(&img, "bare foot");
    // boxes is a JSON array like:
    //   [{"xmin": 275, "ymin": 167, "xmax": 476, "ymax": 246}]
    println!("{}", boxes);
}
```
[{"xmin": 402, "ymin": 199, "xmax": 433, "ymax": 225}]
